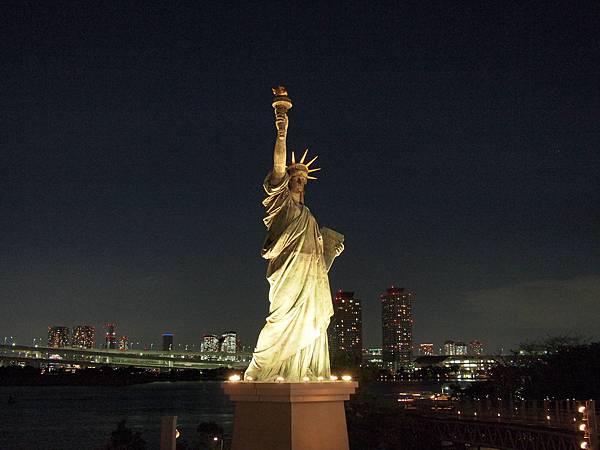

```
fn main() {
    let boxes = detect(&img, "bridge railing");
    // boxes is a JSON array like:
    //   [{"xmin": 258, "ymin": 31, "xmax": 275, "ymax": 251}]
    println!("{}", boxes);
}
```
[
  {"xmin": 408, "ymin": 399, "xmax": 598, "ymax": 450},
  {"xmin": 409, "ymin": 398, "xmax": 596, "ymax": 429}
]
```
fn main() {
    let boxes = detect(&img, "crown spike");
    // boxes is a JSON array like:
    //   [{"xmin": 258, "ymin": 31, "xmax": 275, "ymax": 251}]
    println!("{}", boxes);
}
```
[
  {"xmin": 287, "ymin": 148, "xmax": 321, "ymax": 181},
  {"xmin": 299, "ymin": 148, "xmax": 309, "ymax": 164},
  {"xmin": 305, "ymin": 155, "xmax": 318, "ymax": 167}
]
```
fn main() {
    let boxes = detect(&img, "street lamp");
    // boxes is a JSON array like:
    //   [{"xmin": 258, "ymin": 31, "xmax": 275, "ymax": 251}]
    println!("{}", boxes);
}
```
[{"xmin": 213, "ymin": 436, "xmax": 224, "ymax": 450}]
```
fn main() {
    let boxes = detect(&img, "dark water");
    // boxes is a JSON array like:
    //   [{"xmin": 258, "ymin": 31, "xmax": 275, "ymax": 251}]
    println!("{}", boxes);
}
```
[
  {"xmin": 0, "ymin": 382, "xmax": 233, "ymax": 450},
  {"xmin": 0, "ymin": 380, "xmax": 450, "ymax": 450}
]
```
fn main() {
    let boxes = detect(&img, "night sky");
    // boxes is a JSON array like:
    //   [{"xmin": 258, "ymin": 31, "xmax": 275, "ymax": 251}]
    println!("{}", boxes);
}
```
[{"xmin": 2, "ymin": 2, "xmax": 599, "ymax": 352}]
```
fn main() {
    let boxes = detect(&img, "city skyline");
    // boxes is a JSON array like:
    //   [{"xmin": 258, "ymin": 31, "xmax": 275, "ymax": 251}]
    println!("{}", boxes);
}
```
[
  {"xmin": 1, "ymin": 275, "xmax": 593, "ymax": 353},
  {"xmin": 10, "ymin": 310, "xmax": 494, "ymax": 356},
  {"xmin": 2, "ymin": 3, "xmax": 599, "ymax": 352},
  {"xmin": 10, "ymin": 325, "xmax": 245, "ymax": 351}
]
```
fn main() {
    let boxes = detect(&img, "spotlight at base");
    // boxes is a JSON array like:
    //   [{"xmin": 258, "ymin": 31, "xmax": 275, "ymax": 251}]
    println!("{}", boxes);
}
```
[
  {"xmin": 330, "ymin": 375, "xmax": 338, "ymax": 381},
  {"xmin": 341, "ymin": 375, "xmax": 352, "ymax": 382},
  {"xmin": 276, "ymin": 376, "xmax": 285, "ymax": 382},
  {"xmin": 228, "ymin": 374, "xmax": 241, "ymax": 382},
  {"xmin": 302, "ymin": 376, "xmax": 310, "ymax": 382}
]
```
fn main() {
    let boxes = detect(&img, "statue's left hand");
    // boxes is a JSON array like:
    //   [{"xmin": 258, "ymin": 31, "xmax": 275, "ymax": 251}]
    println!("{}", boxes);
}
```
[{"xmin": 335, "ymin": 243, "xmax": 344, "ymax": 257}]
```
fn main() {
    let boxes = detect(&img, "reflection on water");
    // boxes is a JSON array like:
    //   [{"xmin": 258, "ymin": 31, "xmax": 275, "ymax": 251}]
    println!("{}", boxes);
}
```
[
  {"xmin": 0, "ymin": 380, "xmax": 474, "ymax": 449},
  {"xmin": 0, "ymin": 381, "xmax": 233, "ymax": 450}
]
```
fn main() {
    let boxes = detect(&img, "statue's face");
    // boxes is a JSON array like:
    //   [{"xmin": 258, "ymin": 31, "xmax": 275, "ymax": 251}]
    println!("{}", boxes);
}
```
[{"xmin": 290, "ymin": 175, "xmax": 307, "ymax": 194}]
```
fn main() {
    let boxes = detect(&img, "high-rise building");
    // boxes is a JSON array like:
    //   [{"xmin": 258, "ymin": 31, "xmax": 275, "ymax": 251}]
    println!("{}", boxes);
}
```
[
  {"xmin": 48, "ymin": 326, "xmax": 70, "ymax": 348},
  {"xmin": 443, "ymin": 340, "xmax": 456, "ymax": 355},
  {"xmin": 381, "ymin": 286, "xmax": 413, "ymax": 370},
  {"xmin": 105, "ymin": 323, "xmax": 117, "ymax": 349},
  {"xmin": 162, "ymin": 333, "xmax": 174, "ymax": 351},
  {"xmin": 443, "ymin": 340, "xmax": 467, "ymax": 356},
  {"xmin": 118, "ymin": 336, "xmax": 129, "ymax": 350},
  {"xmin": 455, "ymin": 341, "xmax": 467, "ymax": 355},
  {"xmin": 221, "ymin": 331, "xmax": 237, "ymax": 353},
  {"xmin": 419, "ymin": 343, "xmax": 434, "ymax": 356},
  {"xmin": 328, "ymin": 290, "xmax": 363, "ymax": 367},
  {"xmin": 201, "ymin": 334, "xmax": 220, "ymax": 352},
  {"xmin": 443, "ymin": 340, "xmax": 468, "ymax": 355},
  {"xmin": 469, "ymin": 340, "xmax": 484, "ymax": 355},
  {"xmin": 71, "ymin": 325, "xmax": 95, "ymax": 348}
]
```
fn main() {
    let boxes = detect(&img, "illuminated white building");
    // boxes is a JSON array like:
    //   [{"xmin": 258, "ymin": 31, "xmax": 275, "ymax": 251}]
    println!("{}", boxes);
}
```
[
  {"xmin": 414, "ymin": 355, "xmax": 500, "ymax": 380},
  {"xmin": 443, "ymin": 340, "xmax": 467, "ymax": 355},
  {"xmin": 221, "ymin": 331, "xmax": 237, "ymax": 353},
  {"xmin": 201, "ymin": 334, "xmax": 220, "ymax": 352},
  {"xmin": 362, "ymin": 348, "xmax": 383, "ymax": 366},
  {"xmin": 455, "ymin": 341, "xmax": 467, "ymax": 355}
]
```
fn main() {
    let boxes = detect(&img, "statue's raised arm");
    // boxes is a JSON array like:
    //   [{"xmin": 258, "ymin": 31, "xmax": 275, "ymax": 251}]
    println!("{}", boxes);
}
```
[{"xmin": 270, "ymin": 87, "xmax": 292, "ymax": 185}]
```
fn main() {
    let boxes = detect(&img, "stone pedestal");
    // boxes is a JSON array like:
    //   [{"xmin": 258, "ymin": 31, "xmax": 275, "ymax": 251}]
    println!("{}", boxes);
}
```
[{"xmin": 222, "ymin": 381, "xmax": 358, "ymax": 450}]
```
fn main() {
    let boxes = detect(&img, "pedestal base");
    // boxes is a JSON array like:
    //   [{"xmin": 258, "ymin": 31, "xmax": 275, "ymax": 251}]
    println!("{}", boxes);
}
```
[{"xmin": 222, "ymin": 381, "xmax": 358, "ymax": 450}]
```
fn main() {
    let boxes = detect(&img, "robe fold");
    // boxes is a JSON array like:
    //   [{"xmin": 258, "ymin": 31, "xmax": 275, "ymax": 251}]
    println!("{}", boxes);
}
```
[{"xmin": 244, "ymin": 172, "xmax": 333, "ymax": 382}]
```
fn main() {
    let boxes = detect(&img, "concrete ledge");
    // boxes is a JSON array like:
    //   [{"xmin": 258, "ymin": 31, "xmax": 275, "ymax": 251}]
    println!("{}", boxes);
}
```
[
  {"xmin": 223, "ymin": 380, "xmax": 358, "ymax": 402},
  {"xmin": 222, "ymin": 381, "xmax": 358, "ymax": 450}
]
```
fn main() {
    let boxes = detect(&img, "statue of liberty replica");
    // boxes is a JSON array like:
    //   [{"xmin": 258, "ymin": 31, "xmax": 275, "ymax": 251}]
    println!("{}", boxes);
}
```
[{"xmin": 245, "ymin": 87, "xmax": 344, "ymax": 382}]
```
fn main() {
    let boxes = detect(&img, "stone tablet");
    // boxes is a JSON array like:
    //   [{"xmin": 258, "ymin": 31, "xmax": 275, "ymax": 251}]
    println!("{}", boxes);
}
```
[{"xmin": 321, "ymin": 227, "xmax": 344, "ymax": 271}]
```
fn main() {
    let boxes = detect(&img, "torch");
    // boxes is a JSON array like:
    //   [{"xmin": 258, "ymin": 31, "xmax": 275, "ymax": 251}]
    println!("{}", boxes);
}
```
[{"xmin": 272, "ymin": 86, "xmax": 292, "ymax": 138}]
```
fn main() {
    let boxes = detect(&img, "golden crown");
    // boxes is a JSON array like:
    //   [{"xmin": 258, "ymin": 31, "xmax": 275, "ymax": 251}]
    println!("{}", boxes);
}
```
[{"xmin": 287, "ymin": 149, "xmax": 321, "ymax": 180}]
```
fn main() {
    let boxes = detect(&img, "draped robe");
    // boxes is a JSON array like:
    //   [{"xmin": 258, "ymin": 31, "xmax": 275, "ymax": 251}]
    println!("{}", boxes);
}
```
[{"xmin": 244, "ymin": 172, "xmax": 333, "ymax": 382}]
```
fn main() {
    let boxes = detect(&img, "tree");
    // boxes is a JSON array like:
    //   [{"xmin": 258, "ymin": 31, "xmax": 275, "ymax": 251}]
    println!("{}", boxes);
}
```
[
  {"xmin": 106, "ymin": 420, "xmax": 146, "ymax": 450},
  {"xmin": 463, "ymin": 341, "xmax": 600, "ymax": 401}
]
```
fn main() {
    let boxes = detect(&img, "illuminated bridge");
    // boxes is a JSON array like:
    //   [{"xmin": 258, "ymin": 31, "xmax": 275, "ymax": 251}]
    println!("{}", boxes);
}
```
[
  {"xmin": 0, "ymin": 344, "xmax": 252, "ymax": 370},
  {"xmin": 406, "ymin": 398, "xmax": 598, "ymax": 450}
]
